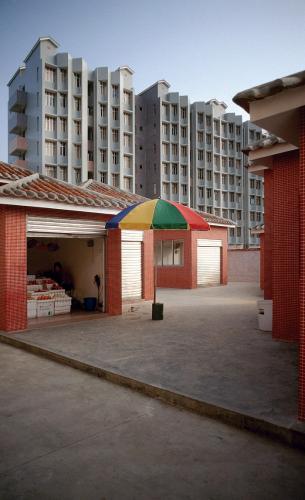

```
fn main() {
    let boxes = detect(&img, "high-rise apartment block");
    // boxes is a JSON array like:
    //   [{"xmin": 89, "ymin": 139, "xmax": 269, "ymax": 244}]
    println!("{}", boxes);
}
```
[
  {"xmin": 135, "ymin": 81, "xmax": 191, "ymax": 205},
  {"xmin": 136, "ymin": 87, "xmax": 264, "ymax": 247},
  {"xmin": 8, "ymin": 37, "xmax": 135, "ymax": 190}
]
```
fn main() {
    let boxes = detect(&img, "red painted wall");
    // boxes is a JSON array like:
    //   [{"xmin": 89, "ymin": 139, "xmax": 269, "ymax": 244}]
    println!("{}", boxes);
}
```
[
  {"xmin": 264, "ymin": 170, "xmax": 273, "ymax": 300},
  {"xmin": 0, "ymin": 206, "xmax": 27, "ymax": 332},
  {"xmin": 259, "ymin": 234, "xmax": 264, "ymax": 290},
  {"xmin": 105, "ymin": 228, "xmax": 122, "ymax": 315},
  {"xmin": 154, "ymin": 226, "xmax": 228, "ymax": 289}
]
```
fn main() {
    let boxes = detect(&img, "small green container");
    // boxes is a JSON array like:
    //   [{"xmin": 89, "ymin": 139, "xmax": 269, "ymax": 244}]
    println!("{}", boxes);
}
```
[{"xmin": 152, "ymin": 302, "xmax": 164, "ymax": 320}]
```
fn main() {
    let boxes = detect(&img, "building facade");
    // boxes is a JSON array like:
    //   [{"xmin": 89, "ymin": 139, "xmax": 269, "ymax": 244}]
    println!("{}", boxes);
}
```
[
  {"xmin": 136, "ymin": 86, "xmax": 264, "ymax": 248},
  {"xmin": 135, "ymin": 81, "xmax": 191, "ymax": 206},
  {"xmin": 8, "ymin": 37, "xmax": 135, "ymax": 191},
  {"xmin": 242, "ymin": 121, "xmax": 264, "ymax": 247}
]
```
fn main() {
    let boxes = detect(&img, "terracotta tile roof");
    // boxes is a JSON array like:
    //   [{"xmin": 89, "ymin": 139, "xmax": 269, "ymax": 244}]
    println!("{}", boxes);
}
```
[
  {"xmin": 242, "ymin": 135, "xmax": 285, "ymax": 155},
  {"xmin": 233, "ymin": 69, "xmax": 305, "ymax": 112},
  {"xmin": 83, "ymin": 180, "xmax": 148, "ymax": 204},
  {"xmin": 195, "ymin": 209, "xmax": 235, "ymax": 227},
  {"xmin": 250, "ymin": 223, "xmax": 264, "ymax": 234},
  {"xmin": 0, "ymin": 161, "xmax": 32, "ymax": 182},
  {"xmin": 0, "ymin": 173, "xmax": 128, "ymax": 209}
]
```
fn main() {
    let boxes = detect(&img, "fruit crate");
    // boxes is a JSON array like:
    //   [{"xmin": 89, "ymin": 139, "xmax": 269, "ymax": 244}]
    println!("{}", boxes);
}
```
[{"xmin": 37, "ymin": 299, "xmax": 55, "ymax": 318}]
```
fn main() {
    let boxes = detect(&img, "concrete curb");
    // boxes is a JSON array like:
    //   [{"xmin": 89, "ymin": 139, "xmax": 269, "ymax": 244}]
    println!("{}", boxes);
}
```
[{"xmin": 1, "ymin": 332, "xmax": 305, "ymax": 452}]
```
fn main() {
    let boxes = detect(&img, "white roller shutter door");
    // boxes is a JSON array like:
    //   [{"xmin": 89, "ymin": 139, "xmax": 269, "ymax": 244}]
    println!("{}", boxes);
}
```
[
  {"xmin": 27, "ymin": 216, "xmax": 106, "ymax": 238},
  {"xmin": 197, "ymin": 239, "xmax": 221, "ymax": 286},
  {"xmin": 121, "ymin": 231, "xmax": 143, "ymax": 299}
]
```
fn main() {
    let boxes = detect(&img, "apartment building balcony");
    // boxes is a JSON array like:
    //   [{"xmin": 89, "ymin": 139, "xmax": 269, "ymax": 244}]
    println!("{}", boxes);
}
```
[
  {"xmin": 73, "ymin": 85, "xmax": 82, "ymax": 95},
  {"xmin": 73, "ymin": 157, "xmax": 82, "ymax": 167},
  {"xmin": 99, "ymin": 116, "xmax": 108, "ymax": 126},
  {"xmin": 123, "ymin": 101, "xmax": 133, "ymax": 112},
  {"xmin": 8, "ymin": 113, "xmax": 27, "ymax": 134},
  {"xmin": 88, "ymin": 140, "xmax": 94, "ymax": 151},
  {"xmin": 88, "ymin": 161, "xmax": 94, "ymax": 173},
  {"xmin": 123, "ymin": 122, "xmax": 133, "ymax": 133},
  {"xmin": 124, "ymin": 145, "xmax": 133, "ymax": 154},
  {"xmin": 58, "ymin": 154, "xmax": 68, "ymax": 165},
  {"xmin": 58, "ymin": 130, "xmax": 68, "ymax": 141},
  {"xmin": 57, "ymin": 80, "xmax": 68, "ymax": 92},
  {"xmin": 180, "ymin": 136, "xmax": 188, "ymax": 145},
  {"xmin": 88, "ymin": 115, "xmax": 94, "ymax": 127},
  {"xmin": 162, "ymin": 113, "xmax": 170, "ymax": 122},
  {"xmin": 214, "ymin": 182, "xmax": 221, "ymax": 189},
  {"xmin": 9, "ymin": 136, "xmax": 27, "ymax": 156},
  {"xmin": 162, "ymin": 133, "xmax": 170, "ymax": 141},
  {"xmin": 45, "ymin": 154, "xmax": 57, "ymax": 165},
  {"xmin": 45, "ymin": 129, "xmax": 57, "ymax": 140},
  {"xmin": 9, "ymin": 89, "xmax": 27, "ymax": 112}
]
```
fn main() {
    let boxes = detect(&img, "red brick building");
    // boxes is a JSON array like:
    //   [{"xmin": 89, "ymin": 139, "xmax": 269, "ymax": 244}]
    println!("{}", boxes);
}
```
[
  {"xmin": 154, "ymin": 212, "xmax": 233, "ymax": 289},
  {"xmin": 0, "ymin": 162, "xmax": 154, "ymax": 332},
  {"xmin": 234, "ymin": 71, "xmax": 305, "ymax": 420}
]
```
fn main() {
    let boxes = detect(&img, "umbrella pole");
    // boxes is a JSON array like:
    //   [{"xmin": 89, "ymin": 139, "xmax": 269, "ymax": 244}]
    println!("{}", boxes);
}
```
[{"xmin": 153, "ymin": 264, "xmax": 157, "ymax": 304}]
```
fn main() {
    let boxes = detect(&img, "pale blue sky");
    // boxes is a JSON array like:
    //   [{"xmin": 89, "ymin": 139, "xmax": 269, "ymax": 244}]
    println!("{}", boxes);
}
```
[{"xmin": 1, "ymin": 0, "xmax": 305, "ymax": 161}]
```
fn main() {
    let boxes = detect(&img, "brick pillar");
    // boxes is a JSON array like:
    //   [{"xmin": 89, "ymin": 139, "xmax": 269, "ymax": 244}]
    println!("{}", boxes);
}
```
[
  {"xmin": 263, "ymin": 170, "xmax": 273, "ymax": 299},
  {"xmin": 0, "ymin": 206, "xmax": 27, "ymax": 332},
  {"xmin": 105, "ymin": 228, "xmax": 122, "ymax": 315},
  {"xmin": 259, "ymin": 234, "xmax": 264, "ymax": 290},
  {"xmin": 272, "ymin": 151, "xmax": 299, "ymax": 342},
  {"xmin": 298, "ymin": 107, "xmax": 305, "ymax": 420},
  {"xmin": 220, "ymin": 229, "xmax": 228, "ymax": 285},
  {"xmin": 142, "ymin": 230, "xmax": 154, "ymax": 300}
]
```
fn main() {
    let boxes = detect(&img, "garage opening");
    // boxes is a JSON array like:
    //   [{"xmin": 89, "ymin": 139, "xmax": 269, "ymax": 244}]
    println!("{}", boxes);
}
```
[
  {"xmin": 197, "ymin": 239, "xmax": 222, "ymax": 286},
  {"xmin": 26, "ymin": 217, "xmax": 106, "ymax": 326}
]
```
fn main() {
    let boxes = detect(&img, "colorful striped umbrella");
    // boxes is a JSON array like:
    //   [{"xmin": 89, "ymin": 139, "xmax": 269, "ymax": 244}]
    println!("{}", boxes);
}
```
[{"xmin": 105, "ymin": 199, "xmax": 210, "ymax": 231}]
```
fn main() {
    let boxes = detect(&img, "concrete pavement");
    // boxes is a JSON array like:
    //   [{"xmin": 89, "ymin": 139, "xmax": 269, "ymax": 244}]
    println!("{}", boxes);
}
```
[{"xmin": 1, "ymin": 343, "xmax": 305, "ymax": 500}]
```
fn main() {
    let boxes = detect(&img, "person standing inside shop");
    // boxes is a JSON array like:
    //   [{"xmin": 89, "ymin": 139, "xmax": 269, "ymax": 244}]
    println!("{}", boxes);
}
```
[{"xmin": 52, "ymin": 262, "xmax": 74, "ymax": 293}]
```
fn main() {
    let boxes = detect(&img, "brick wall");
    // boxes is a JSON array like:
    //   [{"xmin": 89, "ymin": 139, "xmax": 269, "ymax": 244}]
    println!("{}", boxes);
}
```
[
  {"xmin": 105, "ymin": 228, "xmax": 122, "ymax": 315},
  {"xmin": 154, "ymin": 226, "xmax": 228, "ymax": 288},
  {"xmin": 142, "ymin": 230, "xmax": 154, "ymax": 300},
  {"xmin": 264, "ymin": 170, "xmax": 273, "ymax": 300},
  {"xmin": 0, "ymin": 206, "xmax": 27, "ymax": 332},
  {"xmin": 228, "ymin": 249, "xmax": 260, "ymax": 283},
  {"xmin": 272, "ymin": 151, "xmax": 299, "ymax": 343},
  {"xmin": 298, "ymin": 107, "xmax": 305, "ymax": 420}
]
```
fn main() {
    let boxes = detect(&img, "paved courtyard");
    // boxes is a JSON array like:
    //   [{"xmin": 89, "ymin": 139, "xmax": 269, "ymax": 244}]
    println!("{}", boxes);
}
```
[
  {"xmin": 3, "ymin": 283, "xmax": 303, "ymax": 438},
  {"xmin": 1, "ymin": 343, "xmax": 305, "ymax": 500}
]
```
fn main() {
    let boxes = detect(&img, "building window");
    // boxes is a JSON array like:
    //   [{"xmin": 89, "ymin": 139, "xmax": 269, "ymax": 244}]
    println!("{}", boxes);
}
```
[
  {"xmin": 250, "ymin": 195, "xmax": 255, "ymax": 205},
  {"xmin": 197, "ymin": 131, "xmax": 204, "ymax": 143},
  {"xmin": 198, "ymin": 149, "xmax": 204, "ymax": 161},
  {"xmin": 172, "ymin": 163, "xmax": 178, "ymax": 175},
  {"xmin": 172, "ymin": 183, "xmax": 178, "ymax": 194},
  {"xmin": 172, "ymin": 104, "xmax": 178, "ymax": 117},
  {"xmin": 60, "ymin": 142, "xmax": 67, "ymax": 157},
  {"xmin": 45, "ymin": 66, "xmax": 55, "ymax": 82},
  {"xmin": 100, "ymin": 81, "xmax": 107, "ymax": 97},
  {"xmin": 198, "ymin": 169, "xmax": 204, "ymax": 180},
  {"xmin": 256, "ymin": 132, "xmax": 261, "ymax": 141},
  {"xmin": 257, "ymin": 212, "xmax": 261, "ymax": 221},
  {"xmin": 236, "ymin": 142, "xmax": 241, "ymax": 152},
  {"xmin": 45, "ymin": 116, "xmax": 55, "ymax": 132},
  {"xmin": 162, "ymin": 182, "xmax": 169, "ymax": 195},
  {"xmin": 100, "ymin": 171, "xmax": 107, "ymax": 183},
  {"xmin": 181, "ymin": 107, "xmax": 187, "ymax": 119},
  {"xmin": 198, "ymin": 187, "xmax": 204, "ymax": 198},
  {"xmin": 229, "ymin": 158, "xmax": 234, "ymax": 168},
  {"xmin": 181, "ymin": 165, "xmax": 187, "ymax": 177},
  {"xmin": 207, "ymin": 188, "xmax": 212, "ymax": 198},
  {"xmin": 170, "ymin": 143, "xmax": 177, "ymax": 156},
  {"xmin": 100, "ymin": 149, "xmax": 107, "ymax": 162},
  {"xmin": 112, "ymin": 129, "xmax": 119, "ymax": 142},
  {"xmin": 237, "ymin": 227, "xmax": 241, "ymax": 237},
  {"xmin": 124, "ymin": 112, "xmax": 131, "ymax": 127},
  {"xmin": 256, "ymin": 196, "xmax": 261, "ymax": 205},
  {"xmin": 163, "ymin": 163, "xmax": 169, "ymax": 175},
  {"xmin": 59, "ymin": 118, "xmax": 67, "ymax": 133},
  {"xmin": 124, "ymin": 176, "xmax": 132, "ymax": 191},
  {"xmin": 181, "ymin": 146, "xmax": 187, "ymax": 157},
  {"xmin": 229, "ymin": 175, "xmax": 234, "ymax": 185},
  {"xmin": 229, "ymin": 192, "xmax": 235, "ymax": 202},
  {"xmin": 250, "ymin": 179, "xmax": 255, "ymax": 189},
  {"xmin": 124, "ymin": 155, "xmax": 131, "ymax": 169},
  {"xmin": 207, "ymin": 152, "xmax": 212, "ymax": 163},
  {"xmin": 172, "ymin": 124, "xmax": 178, "ymax": 135},
  {"xmin": 236, "ymin": 126, "xmax": 241, "ymax": 136},
  {"xmin": 207, "ymin": 170, "xmax": 212, "ymax": 181},
  {"xmin": 74, "ymin": 97, "xmax": 81, "ymax": 112},
  {"xmin": 70, "ymin": 121, "xmax": 79, "ymax": 137},
  {"xmin": 58, "ymin": 166, "xmax": 67, "ymax": 181},
  {"xmin": 74, "ymin": 73, "xmax": 81, "ymax": 88},
  {"xmin": 45, "ymin": 140, "xmax": 56, "ymax": 157},
  {"xmin": 206, "ymin": 134, "xmax": 212, "ymax": 145},
  {"xmin": 45, "ymin": 165, "xmax": 57, "ymax": 178},
  {"xmin": 230, "ymin": 228, "xmax": 235, "ymax": 237},
  {"xmin": 100, "ymin": 127, "xmax": 107, "ymax": 140},
  {"xmin": 256, "ymin": 180, "xmax": 261, "ymax": 190},
  {"xmin": 123, "ymin": 90, "xmax": 131, "ymax": 106},
  {"xmin": 236, "ymin": 159, "xmax": 241, "ymax": 169},
  {"xmin": 250, "ymin": 212, "xmax": 256, "ymax": 221},
  {"xmin": 45, "ymin": 91, "xmax": 56, "ymax": 107},
  {"xmin": 59, "ymin": 93, "xmax": 67, "ymax": 108},
  {"xmin": 73, "ymin": 144, "xmax": 81, "ymax": 159},
  {"xmin": 229, "ymin": 123, "xmax": 234, "ymax": 133},
  {"xmin": 100, "ymin": 104, "xmax": 107, "ymax": 118},
  {"xmin": 162, "ymin": 143, "xmax": 169, "ymax": 156},
  {"xmin": 112, "ymin": 106, "xmax": 118, "ymax": 120},
  {"xmin": 206, "ymin": 115, "xmax": 211, "ymax": 127},
  {"xmin": 124, "ymin": 133, "xmax": 131, "ymax": 147},
  {"xmin": 197, "ymin": 112, "xmax": 204, "ymax": 125},
  {"xmin": 250, "ymin": 130, "xmax": 255, "ymax": 140},
  {"xmin": 112, "ymin": 151, "xmax": 119, "ymax": 164},
  {"xmin": 162, "ymin": 123, "xmax": 169, "ymax": 136},
  {"xmin": 88, "ymin": 106, "xmax": 93, "ymax": 116},
  {"xmin": 60, "ymin": 68, "xmax": 67, "ymax": 84},
  {"xmin": 181, "ymin": 184, "xmax": 187, "ymax": 196},
  {"xmin": 112, "ymin": 85, "xmax": 119, "ymax": 99},
  {"xmin": 112, "ymin": 173, "xmax": 119, "ymax": 187},
  {"xmin": 74, "ymin": 169, "xmax": 81, "ymax": 184},
  {"xmin": 222, "ymin": 123, "xmax": 227, "ymax": 135},
  {"xmin": 180, "ymin": 126, "xmax": 187, "ymax": 138},
  {"xmin": 156, "ymin": 240, "xmax": 184, "ymax": 266}
]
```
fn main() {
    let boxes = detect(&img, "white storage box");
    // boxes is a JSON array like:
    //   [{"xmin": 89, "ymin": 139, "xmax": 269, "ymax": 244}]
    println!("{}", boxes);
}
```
[
  {"xmin": 27, "ymin": 275, "xmax": 36, "ymax": 281},
  {"xmin": 55, "ymin": 297, "xmax": 72, "ymax": 315},
  {"xmin": 37, "ymin": 299, "xmax": 55, "ymax": 318},
  {"xmin": 27, "ymin": 300, "xmax": 37, "ymax": 319},
  {"xmin": 27, "ymin": 284, "xmax": 43, "ymax": 292},
  {"xmin": 257, "ymin": 300, "xmax": 272, "ymax": 332}
]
